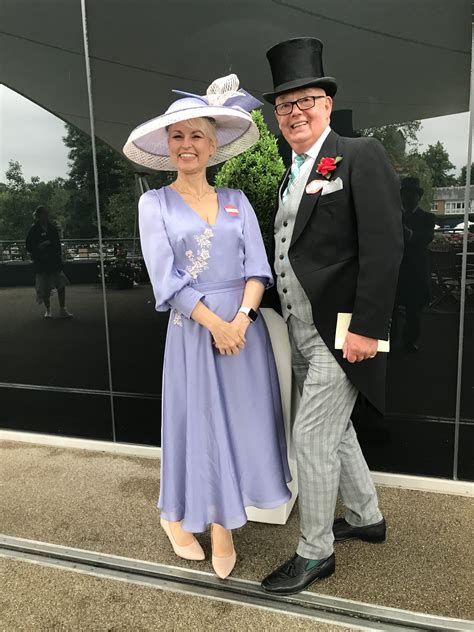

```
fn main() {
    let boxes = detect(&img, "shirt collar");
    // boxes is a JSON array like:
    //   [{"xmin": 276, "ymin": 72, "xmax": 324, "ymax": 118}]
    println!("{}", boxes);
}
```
[{"xmin": 292, "ymin": 126, "xmax": 332, "ymax": 162}]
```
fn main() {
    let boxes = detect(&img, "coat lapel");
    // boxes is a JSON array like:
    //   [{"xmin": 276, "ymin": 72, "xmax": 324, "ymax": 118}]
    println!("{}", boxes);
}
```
[
  {"xmin": 278, "ymin": 166, "xmax": 291, "ymax": 203},
  {"xmin": 268, "ymin": 166, "xmax": 291, "ymax": 256},
  {"xmin": 290, "ymin": 131, "xmax": 339, "ymax": 247}
]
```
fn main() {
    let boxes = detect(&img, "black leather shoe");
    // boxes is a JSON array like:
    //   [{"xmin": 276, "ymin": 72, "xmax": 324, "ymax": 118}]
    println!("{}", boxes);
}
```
[
  {"xmin": 261, "ymin": 553, "xmax": 335, "ymax": 595},
  {"xmin": 333, "ymin": 517, "xmax": 386, "ymax": 543}
]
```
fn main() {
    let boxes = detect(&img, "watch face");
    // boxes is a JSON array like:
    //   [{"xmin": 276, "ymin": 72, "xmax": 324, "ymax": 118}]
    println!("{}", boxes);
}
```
[{"xmin": 248, "ymin": 308, "xmax": 258, "ymax": 322}]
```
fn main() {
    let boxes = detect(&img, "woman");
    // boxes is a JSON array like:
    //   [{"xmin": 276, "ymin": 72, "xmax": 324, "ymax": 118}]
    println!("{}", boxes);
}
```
[{"xmin": 123, "ymin": 75, "xmax": 291, "ymax": 579}]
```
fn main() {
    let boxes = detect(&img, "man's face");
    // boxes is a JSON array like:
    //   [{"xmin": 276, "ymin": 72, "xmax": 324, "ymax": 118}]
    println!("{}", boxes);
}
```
[
  {"xmin": 401, "ymin": 189, "xmax": 420, "ymax": 213},
  {"xmin": 37, "ymin": 209, "xmax": 48, "ymax": 223},
  {"xmin": 275, "ymin": 87, "xmax": 332, "ymax": 154}
]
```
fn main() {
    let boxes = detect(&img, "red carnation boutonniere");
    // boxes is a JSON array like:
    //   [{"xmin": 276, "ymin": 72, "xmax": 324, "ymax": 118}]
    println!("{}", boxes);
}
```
[{"xmin": 316, "ymin": 156, "xmax": 343, "ymax": 180}]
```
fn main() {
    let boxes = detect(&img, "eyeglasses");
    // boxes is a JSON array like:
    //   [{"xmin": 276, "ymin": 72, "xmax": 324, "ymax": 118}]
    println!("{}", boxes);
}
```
[{"xmin": 274, "ymin": 95, "xmax": 326, "ymax": 116}]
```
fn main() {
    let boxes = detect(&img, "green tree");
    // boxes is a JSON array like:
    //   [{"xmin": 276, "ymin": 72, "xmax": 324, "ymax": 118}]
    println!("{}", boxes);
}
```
[
  {"xmin": 421, "ymin": 141, "xmax": 457, "ymax": 187},
  {"xmin": 360, "ymin": 121, "xmax": 421, "ymax": 169},
  {"xmin": 0, "ymin": 161, "xmax": 69, "ymax": 240},
  {"xmin": 360, "ymin": 121, "xmax": 439, "ymax": 211},
  {"xmin": 64, "ymin": 125, "xmax": 130, "ymax": 200},
  {"xmin": 214, "ymin": 110, "xmax": 285, "ymax": 247},
  {"xmin": 106, "ymin": 192, "xmax": 137, "ymax": 237},
  {"xmin": 63, "ymin": 124, "xmax": 129, "ymax": 237},
  {"xmin": 457, "ymin": 163, "xmax": 474, "ymax": 186},
  {"xmin": 402, "ymin": 154, "xmax": 434, "ymax": 212},
  {"xmin": 62, "ymin": 124, "xmax": 172, "ymax": 237},
  {"xmin": 4, "ymin": 160, "xmax": 27, "ymax": 192},
  {"xmin": 1, "ymin": 127, "xmax": 172, "ymax": 241}
]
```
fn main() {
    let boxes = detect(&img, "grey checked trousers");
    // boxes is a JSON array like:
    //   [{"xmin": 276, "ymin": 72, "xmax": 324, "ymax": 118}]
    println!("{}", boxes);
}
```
[{"xmin": 288, "ymin": 315, "xmax": 383, "ymax": 560}]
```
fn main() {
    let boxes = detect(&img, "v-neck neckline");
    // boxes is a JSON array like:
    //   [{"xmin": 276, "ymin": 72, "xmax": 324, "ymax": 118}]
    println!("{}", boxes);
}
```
[{"xmin": 168, "ymin": 186, "xmax": 221, "ymax": 228}]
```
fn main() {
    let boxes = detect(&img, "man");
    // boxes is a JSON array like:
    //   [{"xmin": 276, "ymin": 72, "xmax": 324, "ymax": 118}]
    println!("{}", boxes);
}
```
[
  {"xmin": 396, "ymin": 177, "xmax": 435, "ymax": 351},
  {"xmin": 26, "ymin": 205, "xmax": 73, "ymax": 318},
  {"xmin": 260, "ymin": 37, "xmax": 403, "ymax": 595}
]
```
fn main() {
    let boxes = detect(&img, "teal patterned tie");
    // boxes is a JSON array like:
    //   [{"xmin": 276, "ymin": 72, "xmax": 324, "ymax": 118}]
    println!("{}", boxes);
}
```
[{"xmin": 282, "ymin": 153, "xmax": 306, "ymax": 203}]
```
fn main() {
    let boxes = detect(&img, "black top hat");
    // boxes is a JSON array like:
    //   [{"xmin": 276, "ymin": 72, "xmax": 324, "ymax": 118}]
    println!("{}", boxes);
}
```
[
  {"xmin": 263, "ymin": 37, "xmax": 337, "ymax": 104},
  {"xmin": 330, "ymin": 110, "xmax": 360, "ymax": 138},
  {"xmin": 401, "ymin": 177, "xmax": 424, "ymax": 196}
]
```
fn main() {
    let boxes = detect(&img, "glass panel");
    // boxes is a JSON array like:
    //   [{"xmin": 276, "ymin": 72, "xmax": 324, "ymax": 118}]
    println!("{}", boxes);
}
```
[
  {"xmin": 0, "ymin": 387, "xmax": 113, "ymax": 440},
  {"xmin": 79, "ymin": 128, "xmax": 171, "ymax": 443},
  {"xmin": 353, "ymin": 112, "xmax": 470, "ymax": 478},
  {"xmin": 113, "ymin": 395, "xmax": 162, "ymax": 445},
  {"xmin": 0, "ymin": 1, "xmax": 112, "ymax": 437},
  {"xmin": 457, "ymin": 164, "xmax": 474, "ymax": 481}
]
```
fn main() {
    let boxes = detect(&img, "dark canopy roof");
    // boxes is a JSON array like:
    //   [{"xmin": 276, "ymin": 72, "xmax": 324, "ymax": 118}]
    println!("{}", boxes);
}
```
[{"xmin": 1, "ymin": 0, "xmax": 471, "ymax": 156}]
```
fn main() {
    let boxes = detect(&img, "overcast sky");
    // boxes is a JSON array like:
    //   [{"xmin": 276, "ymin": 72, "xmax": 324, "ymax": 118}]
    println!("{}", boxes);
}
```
[{"xmin": 0, "ymin": 85, "xmax": 471, "ymax": 184}]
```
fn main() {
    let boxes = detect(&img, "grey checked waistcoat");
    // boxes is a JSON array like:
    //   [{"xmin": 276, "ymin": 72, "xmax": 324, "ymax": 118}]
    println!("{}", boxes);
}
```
[{"xmin": 274, "ymin": 158, "xmax": 314, "ymax": 324}]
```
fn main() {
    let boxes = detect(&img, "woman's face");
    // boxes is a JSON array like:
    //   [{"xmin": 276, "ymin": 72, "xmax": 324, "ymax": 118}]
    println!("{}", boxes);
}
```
[{"xmin": 167, "ymin": 122, "xmax": 216, "ymax": 174}]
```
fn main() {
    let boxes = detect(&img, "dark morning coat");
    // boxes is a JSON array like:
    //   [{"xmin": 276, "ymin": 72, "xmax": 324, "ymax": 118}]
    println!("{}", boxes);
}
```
[
  {"xmin": 267, "ymin": 130, "xmax": 404, "ymax": 414},
  {"xmin": 397, "ymin": 208, "xmax": 435, "ymax": 307}
]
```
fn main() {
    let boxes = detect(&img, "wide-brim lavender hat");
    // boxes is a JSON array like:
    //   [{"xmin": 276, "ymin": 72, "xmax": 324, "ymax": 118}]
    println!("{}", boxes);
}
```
[{"xmin": 123, "ymin": 75, "xmax": 262, "ymax": 171}]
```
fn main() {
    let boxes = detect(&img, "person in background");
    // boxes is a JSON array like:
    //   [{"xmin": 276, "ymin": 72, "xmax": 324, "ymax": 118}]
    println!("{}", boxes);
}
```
[
  {"xmin": 25, "ymin": 205, "xmax": 73, "ymax": 319},
  {"xmin": 396, "ymin": 177, "xmax": 435, "ymax": 352}
]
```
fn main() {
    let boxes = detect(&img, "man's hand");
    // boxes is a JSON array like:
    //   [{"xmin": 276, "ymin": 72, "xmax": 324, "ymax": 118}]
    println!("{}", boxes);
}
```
[{"xmin": 342, "ymin": 332, "xmax": 378, "ymax": 363}]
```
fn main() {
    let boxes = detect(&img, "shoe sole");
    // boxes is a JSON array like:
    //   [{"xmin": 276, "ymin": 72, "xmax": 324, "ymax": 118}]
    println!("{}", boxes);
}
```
[
  {"xmin": 335, "ymin": 534, "xmax": 386, "ymax": 543},
  {"xmin": 260, "ymin": 567, "xmax": 335, "ymax": 596}
]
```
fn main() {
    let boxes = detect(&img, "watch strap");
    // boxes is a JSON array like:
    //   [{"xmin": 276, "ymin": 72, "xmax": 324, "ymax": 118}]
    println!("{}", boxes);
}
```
[{"xmin": 238, "ymin": 306, "xmax": 258, "ymax": 322}]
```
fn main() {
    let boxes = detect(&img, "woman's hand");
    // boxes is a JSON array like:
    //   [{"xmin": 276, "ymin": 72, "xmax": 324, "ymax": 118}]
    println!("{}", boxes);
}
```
[
  {"xmin": 210, "ymin": 319, "xmax": 246, "ymax": 356},
  {"xmin": 189, "ymin": 301, "xmax": 250, "ymax": 355},
  {"xmin": 229, "ymin": 311, "xmax": 251, "ymax": 342}
]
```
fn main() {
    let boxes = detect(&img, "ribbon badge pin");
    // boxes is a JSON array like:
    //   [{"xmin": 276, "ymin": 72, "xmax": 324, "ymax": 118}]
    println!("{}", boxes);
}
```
[{"xmin": 224, "ymin": 204, "xmax": 239, "ymax": 216}]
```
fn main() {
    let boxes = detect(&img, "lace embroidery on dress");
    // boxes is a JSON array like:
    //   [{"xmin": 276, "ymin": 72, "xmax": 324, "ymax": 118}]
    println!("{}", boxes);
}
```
[
  {"xmin": 185, "ymin": 228, "xmax": 214, "ymax": 279},
  {"xmin": 172, "ymin": 310, "xmax": 183, "ymax": 327},
  {"xmin": 173, "ymin": 228, "xmax": 214, "ymax": 326}
]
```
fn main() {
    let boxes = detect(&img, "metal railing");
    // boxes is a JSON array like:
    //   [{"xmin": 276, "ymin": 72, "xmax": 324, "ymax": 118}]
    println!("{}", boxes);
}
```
[{"xmin": 0, "ymin": 238, "xmax": 143, "ymax": 264}]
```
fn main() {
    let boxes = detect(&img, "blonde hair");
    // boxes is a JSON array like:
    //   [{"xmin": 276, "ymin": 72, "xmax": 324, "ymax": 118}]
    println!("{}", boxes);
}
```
[{"xmin": 168, "ymin": 117, "xmax": 217, "ymax": 149}]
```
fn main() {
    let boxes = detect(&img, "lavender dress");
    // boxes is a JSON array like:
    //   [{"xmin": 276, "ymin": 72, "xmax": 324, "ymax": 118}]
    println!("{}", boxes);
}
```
[{"xmin": 139, "ymin": 186, "xmax": 291, "ymax": 532}]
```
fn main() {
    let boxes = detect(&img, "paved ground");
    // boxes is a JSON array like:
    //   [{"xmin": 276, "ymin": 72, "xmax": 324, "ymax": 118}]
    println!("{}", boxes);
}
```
[
  {"xmin": 1, "ymin": 441, "xmax": 473, "ymax": 621},
  {"xmin": 2, "ymin": 558, "xmax": 353, "ymax": 631}
]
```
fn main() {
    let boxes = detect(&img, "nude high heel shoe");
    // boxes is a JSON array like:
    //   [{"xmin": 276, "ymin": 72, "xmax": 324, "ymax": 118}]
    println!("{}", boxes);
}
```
[
  {"xmin": 160, "ymin": 518, "xmax": 205, "ymax": 561},
  {"xmin": 211, "ymin": 525, "xmax": 236, "ymax": 579}
]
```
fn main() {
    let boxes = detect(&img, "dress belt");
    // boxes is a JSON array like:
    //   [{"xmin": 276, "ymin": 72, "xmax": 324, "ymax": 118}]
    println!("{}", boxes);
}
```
[{"xmin": 192, "ymin": 278, "xmax": 245, "ymax": 294}]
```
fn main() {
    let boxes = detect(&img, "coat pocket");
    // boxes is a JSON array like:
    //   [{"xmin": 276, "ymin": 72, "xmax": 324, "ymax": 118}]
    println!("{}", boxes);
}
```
[{"xmin": 318, "ymin": 190, "xmax": 346, "ymax": 206}]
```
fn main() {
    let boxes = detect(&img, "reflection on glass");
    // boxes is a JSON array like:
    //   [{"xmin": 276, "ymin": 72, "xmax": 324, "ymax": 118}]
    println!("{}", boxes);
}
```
[
  {"xmin": 0, "ymin": 0, "xmax": 115, "ymax": 439},
  {"xmin": 393, "ymin": 177, "xmax": 435, "ymax": 352},
  {"xmin": 352, "ymin": 115, "xmax": 471, "ymax": 478},
  {"xmin": 25, "ymin": 205, "xmax": 73, "ymax": 319},
  {"xmin": 95, "ymin": 146, "xmax": 172, "ymax": 441},
  {"xmin": 458, "ymin": 169, "xmax": 474, "ymax": 481},
  {"xmin": 0, "ymin": 90, "xmax": 111, "ymax": 397},
  {"xmin": 0, "ymin": 1, "xmax": 113, "ymax": 438},
  {"xmin": 85, "ymin": 132, "xmax": 173, "ymax": 392}
]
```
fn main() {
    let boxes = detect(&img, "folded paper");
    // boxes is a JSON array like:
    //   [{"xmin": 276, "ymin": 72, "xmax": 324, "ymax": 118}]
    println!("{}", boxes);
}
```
[{"xmin": 335, "ymin": 312, "xmax": 390, "ymax": 352}]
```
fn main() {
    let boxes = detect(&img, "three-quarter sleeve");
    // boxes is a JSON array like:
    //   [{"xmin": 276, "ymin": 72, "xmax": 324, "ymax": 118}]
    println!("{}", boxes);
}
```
[
  {"xmin": 239, "ymin": 190, "xmax": 273, "ymax": 288},
  {"xmin": 138, "ymin": 190, "xmax": 204, "ymax": 318}
]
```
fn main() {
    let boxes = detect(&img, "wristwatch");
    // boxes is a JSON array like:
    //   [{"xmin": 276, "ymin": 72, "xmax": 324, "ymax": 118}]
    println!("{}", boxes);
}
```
[{"xmin": 238, "ymin": 306, "xmax": 258, "ymax": 322}]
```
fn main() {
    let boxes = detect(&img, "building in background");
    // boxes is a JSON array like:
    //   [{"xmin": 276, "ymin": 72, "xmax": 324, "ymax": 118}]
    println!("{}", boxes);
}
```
[{"xmin": 432, "ymin": 185, "xmax": 474, "ymax": 227}]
